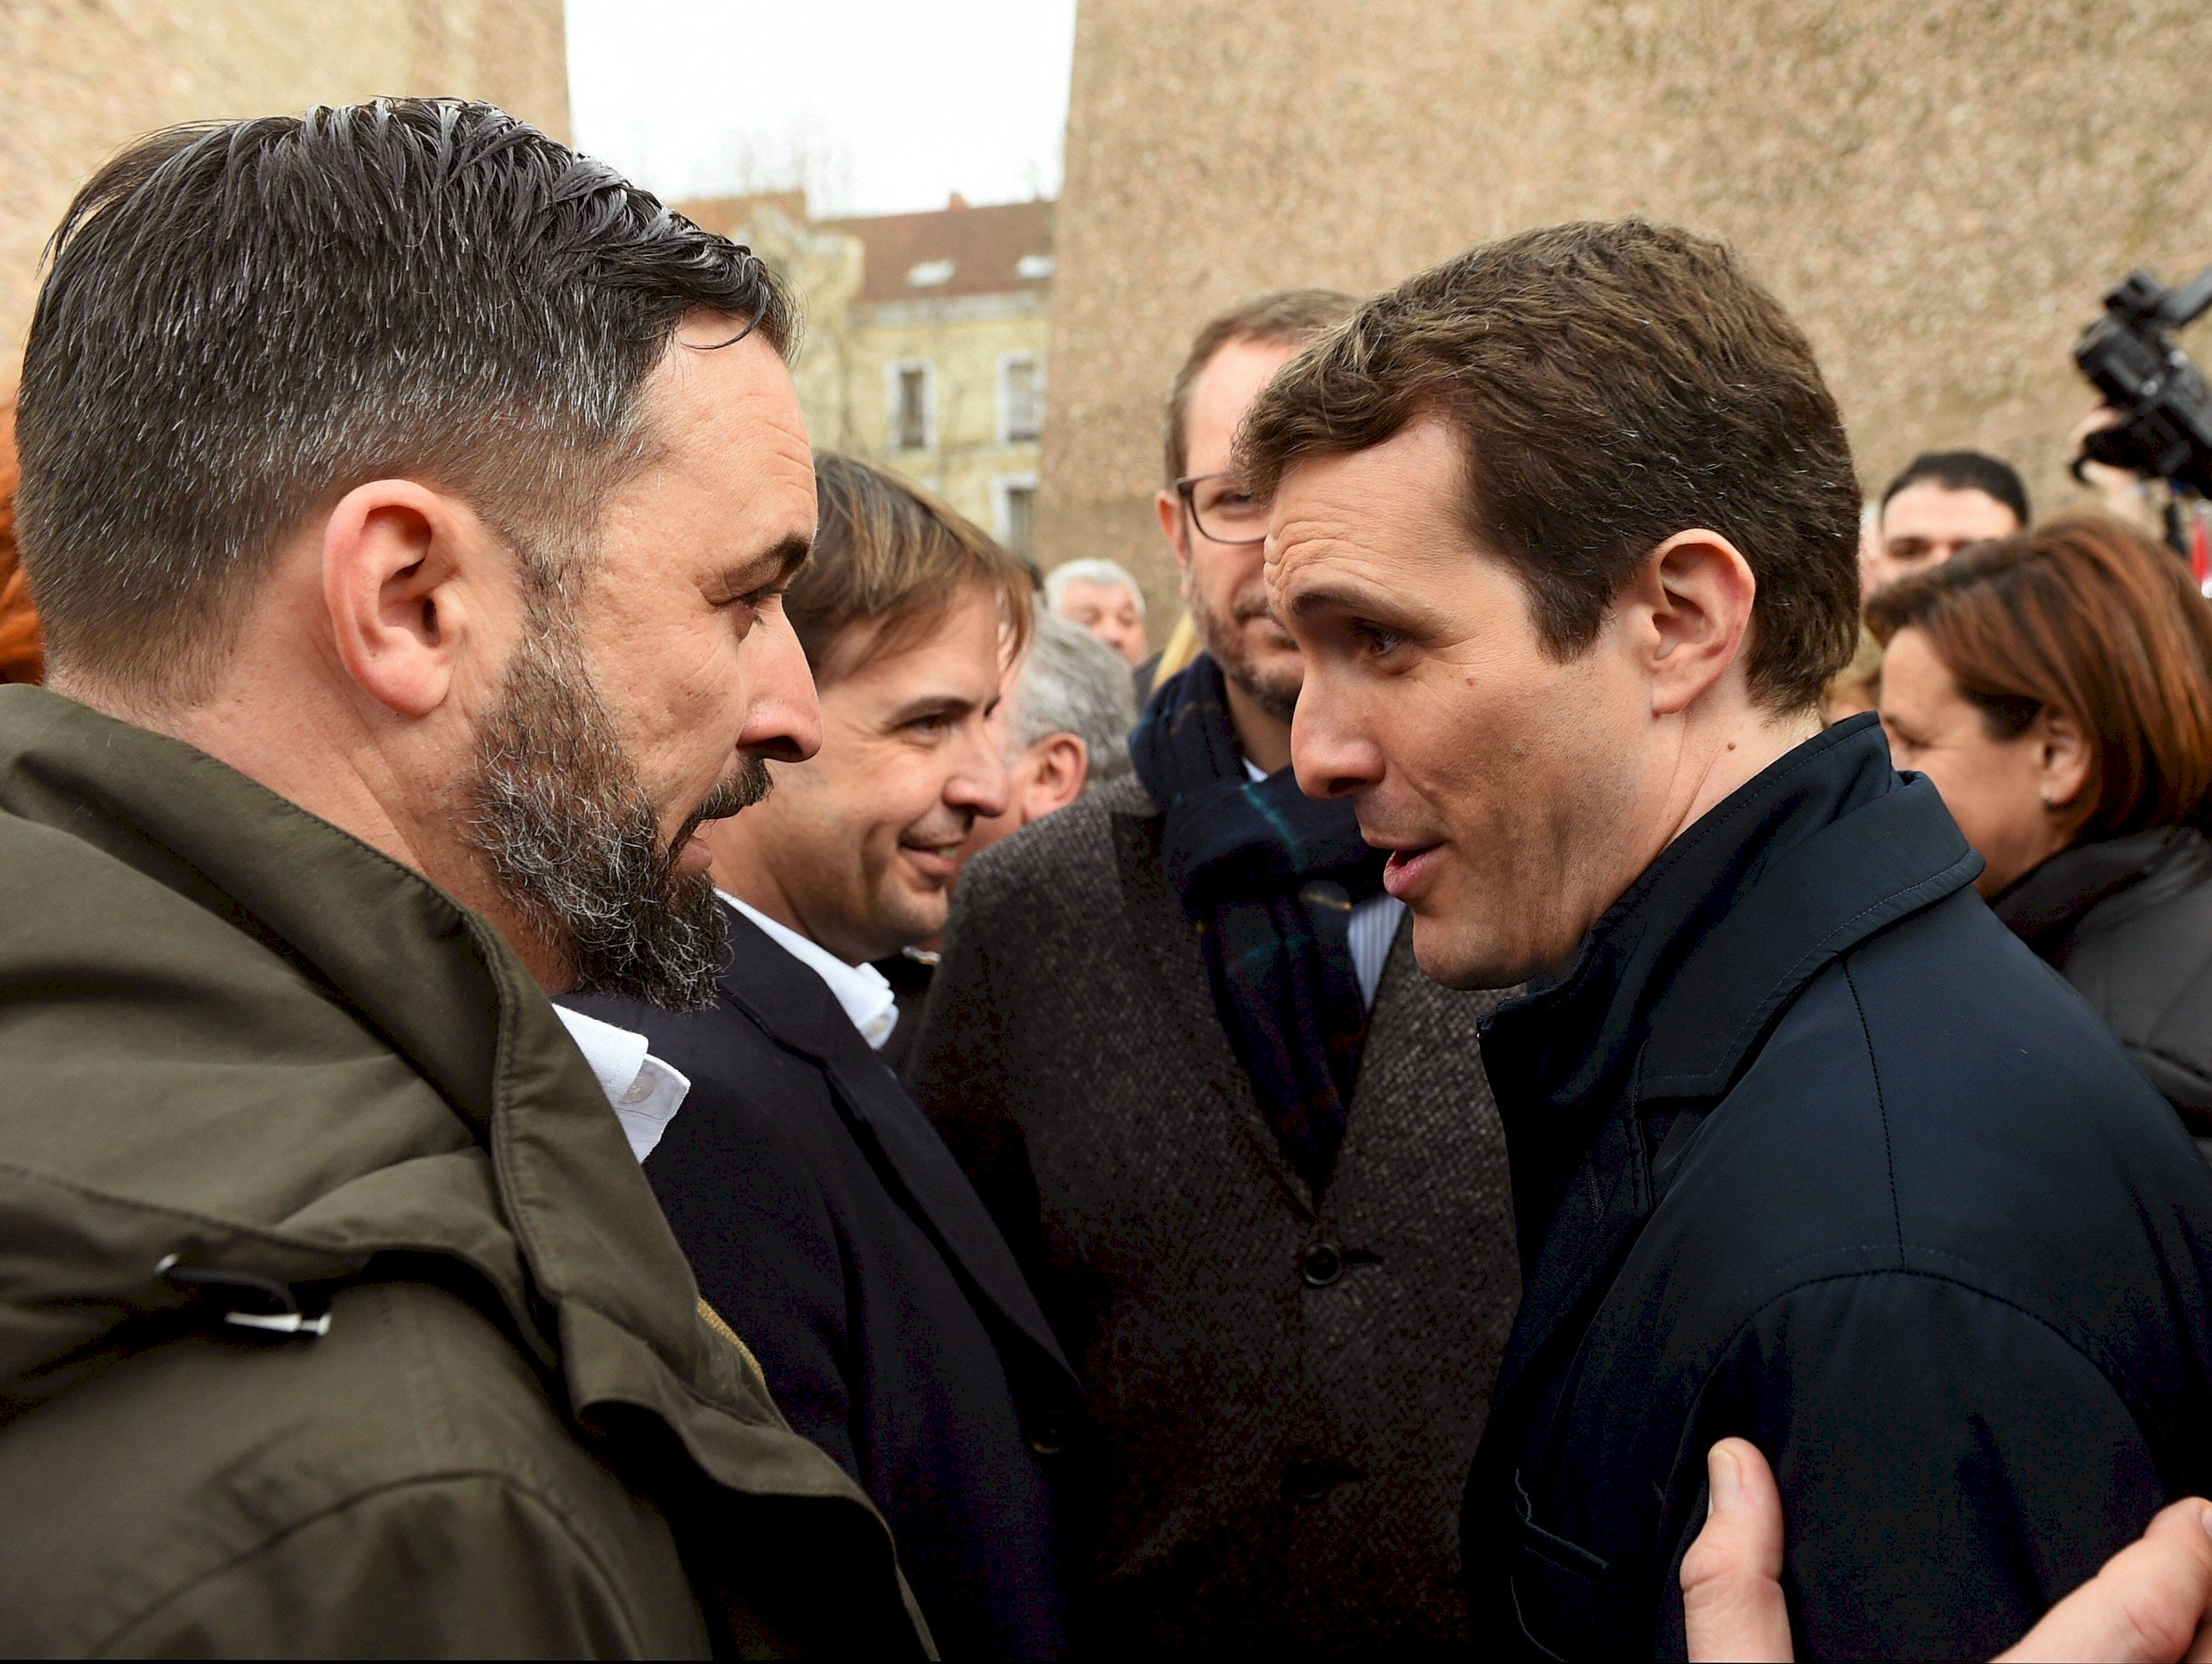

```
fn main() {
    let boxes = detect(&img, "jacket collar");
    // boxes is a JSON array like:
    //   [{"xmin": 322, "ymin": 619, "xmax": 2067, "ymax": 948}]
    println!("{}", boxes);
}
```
[
  {"xmin": 714, "ymin": 903, "xmax": 1080, "ymax": 1397},
  {"xmin": 1480, "ymin": 715, "xmax": 1981, "ymax": 1279},
  {"xmin": 1992, "ymin": 826, "xmax": 2194, "ymax": 952},
  {"xmin": 0, "ymin": 689, "xmax": 923, "ymax": 1643}
]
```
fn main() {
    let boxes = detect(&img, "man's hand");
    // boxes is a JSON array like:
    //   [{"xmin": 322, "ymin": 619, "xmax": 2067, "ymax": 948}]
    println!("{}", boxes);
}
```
[
  {"xmin": 2070, "ymin": 404, "xmax": 2163, "ymax": 533},
  {"xmin": 1683, "ymin": 1438, "xmax": 2212, "ymax": 1662},
  {"xmin": 1680, "ymin": 1439, "xmax": 1788, "ymax": 1661}
]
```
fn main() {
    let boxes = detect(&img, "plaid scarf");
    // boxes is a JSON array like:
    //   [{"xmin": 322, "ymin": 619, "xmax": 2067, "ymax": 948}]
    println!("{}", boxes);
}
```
[{"xmin": 1130, "ymin": 654, "xmax": 1384, "ymax": 1188}]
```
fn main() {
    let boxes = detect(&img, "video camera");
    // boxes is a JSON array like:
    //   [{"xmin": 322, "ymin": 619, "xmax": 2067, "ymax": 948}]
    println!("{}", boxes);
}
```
[{"xmin": 2074, "ymin": 265, "xmax": 2212, "ymax": 499}]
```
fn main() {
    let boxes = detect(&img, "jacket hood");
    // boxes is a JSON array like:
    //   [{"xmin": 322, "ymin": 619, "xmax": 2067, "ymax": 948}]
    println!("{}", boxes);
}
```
[
  {"xmin": 0, "ymin": 687, "xmax": 746, "ymax": 1432},
  {"xmin": 0, "ymin": 688, "xmax": 562, "ymax": 1407},
  {"xmin": 0, "ymin": 685, "xmax": 929, "ymax": 1650}
]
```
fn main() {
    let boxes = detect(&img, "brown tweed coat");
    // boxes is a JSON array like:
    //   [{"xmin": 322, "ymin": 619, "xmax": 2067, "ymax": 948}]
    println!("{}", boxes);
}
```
[{"xmin": 906, "ymin": 773, "xmax": 1519, "ymax": 1657}]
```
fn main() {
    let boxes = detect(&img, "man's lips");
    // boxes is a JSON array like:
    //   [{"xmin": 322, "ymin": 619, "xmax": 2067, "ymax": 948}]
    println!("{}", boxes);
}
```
[
  {"xmin": 1381, "ymin": 842, "xmax": 1445, "ymax": 900},
  {"xmin": 898, "ymin": 841, "xmax": 964, "ymax": 880}
]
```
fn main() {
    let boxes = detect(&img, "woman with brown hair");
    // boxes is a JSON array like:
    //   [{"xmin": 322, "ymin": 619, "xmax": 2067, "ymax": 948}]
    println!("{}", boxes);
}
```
[
  {"xmin": 0, "ymin": 396, "xmax": 42, "ymax": 683},
  {"xmin": 1868, "ymin": 512, "xmax": 2212, "ymax": 1137}
]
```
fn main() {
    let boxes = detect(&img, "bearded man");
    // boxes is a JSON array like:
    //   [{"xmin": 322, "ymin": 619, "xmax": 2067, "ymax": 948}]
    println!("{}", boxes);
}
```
[
  {"xmin": 908, "ymin": 293, "xmax": 1519, "ymax": 1655},
  {"xmin": 0, "ymin": 101, "xmax": 926, "ymax": 1655},
  {"xmin": 567, "ymin": 457, "xmax": 1080, "ymax": 1662}
]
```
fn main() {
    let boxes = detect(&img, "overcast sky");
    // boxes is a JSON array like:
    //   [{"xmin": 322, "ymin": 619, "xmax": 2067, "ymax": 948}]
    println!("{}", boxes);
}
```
[{"xmin": 566, "ymin": 0, "xmax": 1080, "ymax": 216}]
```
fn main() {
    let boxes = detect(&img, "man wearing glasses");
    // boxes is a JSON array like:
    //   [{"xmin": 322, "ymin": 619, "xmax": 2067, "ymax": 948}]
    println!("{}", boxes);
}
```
[{"xmin": 907, "ymin": 294, "xmax": 1520, "ymax": 1655}]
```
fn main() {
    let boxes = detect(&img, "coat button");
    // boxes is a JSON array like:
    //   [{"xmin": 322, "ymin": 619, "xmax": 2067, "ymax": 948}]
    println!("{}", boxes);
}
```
[
  {"xmin": 1302, "ymin": 1239, "xmax": 1344, "ymax": 1287},
  {"xmin": 1029, "ymin": 1413, "xmax": 1068, "ymax": 1457},
  {"xmin": 1283, "ymin": 1457, "xmax": 1353, "ymax": 1502}
]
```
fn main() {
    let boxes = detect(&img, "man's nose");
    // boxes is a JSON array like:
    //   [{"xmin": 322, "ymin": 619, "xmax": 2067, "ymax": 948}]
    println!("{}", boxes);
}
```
[
  {"xmin": 945, "ymin": 717, "xmax": 1012, "ymax": 820},
  {"xmin": 737, "ymin": 613, "xmax": 822, "ymax": 765},
  {"xmin": 1291, "ymin": 679, "xmax": 1384, "ymax": 802}
]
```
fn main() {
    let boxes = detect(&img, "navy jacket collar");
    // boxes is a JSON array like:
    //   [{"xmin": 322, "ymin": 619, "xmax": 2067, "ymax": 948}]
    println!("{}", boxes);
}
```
[
  {"xmin": 1479, "ymin": 715, "xmax": 1982, "ymax": 1274},
  {"xmin": 714, "ymin": 904, "xmax": 1079, "ymax": 1396}
]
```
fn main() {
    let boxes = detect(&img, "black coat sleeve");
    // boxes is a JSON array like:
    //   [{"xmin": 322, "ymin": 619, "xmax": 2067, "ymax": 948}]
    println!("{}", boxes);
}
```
[
  {"xmin": 1658, "ymin": 1272, "xmax": 2165, "ymax": 1660},
  {"xmin": 639, "ymin": 1048, "xmax": 864, "ymax": 1488}
]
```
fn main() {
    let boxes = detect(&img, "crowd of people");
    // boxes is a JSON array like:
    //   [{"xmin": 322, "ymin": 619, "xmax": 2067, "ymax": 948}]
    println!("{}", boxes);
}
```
[{"xmin": 5, "ymin": 98, "xmax": 2212, "ymax": 1661}]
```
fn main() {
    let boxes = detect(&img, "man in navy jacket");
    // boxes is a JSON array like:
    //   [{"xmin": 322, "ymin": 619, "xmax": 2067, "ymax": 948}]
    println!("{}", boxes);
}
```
[
  {"xmin": 1238, "ymin": 220, "xmax": 2212, "ymax": 1658},
  {"xmin": 571, "ymin": 455, "xmax": 1077, "ymax": 1661}
]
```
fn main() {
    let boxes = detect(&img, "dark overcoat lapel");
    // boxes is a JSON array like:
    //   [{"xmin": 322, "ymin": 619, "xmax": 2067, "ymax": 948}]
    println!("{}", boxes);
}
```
[{"xmin": 715, "ymin": 908, "xmax": 1077, "ymax": 1396}]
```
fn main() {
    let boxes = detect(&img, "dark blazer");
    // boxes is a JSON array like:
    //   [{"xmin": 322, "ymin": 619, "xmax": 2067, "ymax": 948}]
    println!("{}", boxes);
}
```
[
  {"xmin": 569, "ymin": 904, "xmax": 1080, "ymax": 1662},
  {"xmin": 1465, "ymin": 715, "xmax": 2212, "ymax": 1661},
  {"xmin": 907, "ymin": 774, "xmax": 1520, "ymax": 1657},
  {"xmin": 1995, "ymin": 824, "xmax": 2212, "ymax": 1140}
]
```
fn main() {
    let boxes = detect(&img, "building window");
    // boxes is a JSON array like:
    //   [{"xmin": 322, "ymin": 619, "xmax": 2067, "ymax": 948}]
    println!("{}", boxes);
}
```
[
  {"xmin": 998, "ymin": 476, "xmax": 1038, "ymax": 554},
  {"xmin": 891, "ymin": 362, "xmax": 933, "ymax": 451},
  {"xmin": 1001, "ymin": 355, "xmax": 1045, "ymax": 444}
]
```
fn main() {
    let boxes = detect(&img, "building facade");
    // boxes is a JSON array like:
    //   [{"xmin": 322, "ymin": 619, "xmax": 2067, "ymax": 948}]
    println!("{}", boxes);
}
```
[
  {"xmin": 1038, "ymin": 0, "xmax": 2212, "ymax": 607},
  {"xmin": 685, "ymin": 194, "xmax": 1055, "ymax": 555}
]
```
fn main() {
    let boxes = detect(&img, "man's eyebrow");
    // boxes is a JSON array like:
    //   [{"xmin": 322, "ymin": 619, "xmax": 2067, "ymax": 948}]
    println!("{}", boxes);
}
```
[
  {"xmin": 721, "ymin": 534, "xmax": 812, "ymax": 594},
  {"xmin": 1283, "ymin": 580, "xmax": 1394, "ymax": 622},
  {"xmin": 887, "ymin": 691, "xmax": 975, "ymax": 725}
]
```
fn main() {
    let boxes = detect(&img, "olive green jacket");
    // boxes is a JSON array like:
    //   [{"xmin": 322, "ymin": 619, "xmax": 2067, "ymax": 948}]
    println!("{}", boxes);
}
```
[{"xmin": 0, "ymin": 686, "xmax": 932, "ymax": 1658}]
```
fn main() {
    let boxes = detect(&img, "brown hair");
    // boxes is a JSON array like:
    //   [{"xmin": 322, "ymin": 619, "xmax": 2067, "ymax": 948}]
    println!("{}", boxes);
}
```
[
  {"xmin": 1235, "ymin": 221, "xmax": 1861, "ymax": 712},
  {"xmin": 1163, "ymin": 289, "xmax": 1358, "ymax": 485},
  {"xmin": 1866, "ymin": 512, "xmax": 2212, "ymax": 840},
  {"xmin": 796, "ymin": 454, "xmax": 1035, "ymax": 683},
  {"xmin": 0, "ymin": 397, "xmax": 40, "ymax": 685}
]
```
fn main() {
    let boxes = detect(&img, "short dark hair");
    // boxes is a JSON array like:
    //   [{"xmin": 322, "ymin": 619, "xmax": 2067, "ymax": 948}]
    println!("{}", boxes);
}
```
[
  {"xmin": 796, "ymin": 454, "xmax": 1035, "ymax": 683},
  {"xmin": 16, "ymin": 99, "xmax": 793, "ymax": 700},
  {"xmin": 1236, "ymin": 221, "xmax": 1861, "ymax": 713},
  {"xmin": 1879, "ymin": 450, "xmax": 2031, "ymax": 527},
  {"xmin": 1163, "ymin": 289, "xmax": 1357, "ymax": 484}
]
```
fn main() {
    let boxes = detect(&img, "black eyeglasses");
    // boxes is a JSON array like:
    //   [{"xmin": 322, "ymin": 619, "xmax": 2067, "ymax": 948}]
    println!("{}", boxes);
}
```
[{"xmin": 1174, "ymin": 472, "xmax": 1267, "ymax": 546}]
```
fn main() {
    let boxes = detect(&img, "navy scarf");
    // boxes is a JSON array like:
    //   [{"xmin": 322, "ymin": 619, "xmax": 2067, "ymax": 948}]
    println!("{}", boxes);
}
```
[{"xmin": 1130, "ymin": 654, "xmax": 1384, "ymax": 1188}]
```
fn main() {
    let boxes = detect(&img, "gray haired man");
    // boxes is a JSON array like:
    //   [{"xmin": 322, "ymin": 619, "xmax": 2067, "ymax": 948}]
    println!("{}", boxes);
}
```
[
  {"xmin": 972, "ymin": 603, "xmax": 1137, "ymax": 852},
  {"xmin": 1046, "ymin": 556, "xmax": 1149, "ymax": 668}
]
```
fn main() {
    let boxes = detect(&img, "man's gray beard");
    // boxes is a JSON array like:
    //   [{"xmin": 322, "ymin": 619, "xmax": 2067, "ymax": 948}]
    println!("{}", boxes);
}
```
[
  {"xmin": 462, "ymin": 612, "xmax": 771, "ymax": 1012},
  {"xmin": 1187, "ymin": 578, "xmax": 1300, "ymax": 724}
]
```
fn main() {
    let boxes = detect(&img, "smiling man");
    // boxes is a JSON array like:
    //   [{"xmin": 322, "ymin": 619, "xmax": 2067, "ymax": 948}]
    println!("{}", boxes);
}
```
[
  {"xmin": 1240, "ymin": 220, "xmax": 2212, "ymax": 1660},
  {"xmin": 0, "ymin": 101, "xmax": 926, "ymax": 1655},
  {"xmin": 570, "ymin": 454, "xmax": 1079, "ymax": 1662},
  {"xmin": 909, "ymin": 292, "xmax": 1519, "ymax": 1656}
]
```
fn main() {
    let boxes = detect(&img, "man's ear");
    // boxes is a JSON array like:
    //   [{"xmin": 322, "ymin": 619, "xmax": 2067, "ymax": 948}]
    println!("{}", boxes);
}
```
[
  {"xmin": 322, "ymin": 480, "xmax": 485, "ymax": 719},
  {"xmin": 1022, "ymin": 733, "xmax": 1090, "ymax": 819},
  {"xmin": 1624, "ymin": 530, "xmax": 1759, "ymax": 719},
  {"xmin": 1156, "ymin": 488, "xmax": 1194, "ymax": 580}
]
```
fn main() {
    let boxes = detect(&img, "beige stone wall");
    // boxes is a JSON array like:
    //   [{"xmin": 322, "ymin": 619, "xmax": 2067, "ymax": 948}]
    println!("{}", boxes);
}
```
[
  {"xmin": 0, "ymin": 0, "xmax": 570, "ymax": 364},
  {"xmin": 1041, "ymin": 0, "xmax": 2212, "ymax": 611}
]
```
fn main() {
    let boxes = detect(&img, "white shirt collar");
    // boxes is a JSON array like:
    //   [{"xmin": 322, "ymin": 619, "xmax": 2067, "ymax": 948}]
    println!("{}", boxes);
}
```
[
  {"xmin": 1243, "ymin": 755, "xmax": 1268, "ymax": 784},
  {"xmin": 550, "ymin": 1004, "xmax": 692, "ymax": 1165},
  {"xmin": 718, "ymin": 891, "xmax": 900, "ymax": 1051}
]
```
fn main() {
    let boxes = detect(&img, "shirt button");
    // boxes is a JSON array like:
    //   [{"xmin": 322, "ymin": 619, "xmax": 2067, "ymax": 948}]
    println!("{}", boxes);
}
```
[
  {"xmin": 1302, "ymin": 1239, "xmax": 1344, "ymax": 1287},
  {"xmin": 619, "ymin": 1076, "xmax": 653, "ymax": 1106}
]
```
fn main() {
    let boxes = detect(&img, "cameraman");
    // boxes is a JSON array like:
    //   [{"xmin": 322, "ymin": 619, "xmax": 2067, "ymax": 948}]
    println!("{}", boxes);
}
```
[{"xmin": 2072, "ymin": 404, "xmax": 2168, "ymax": 534}]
